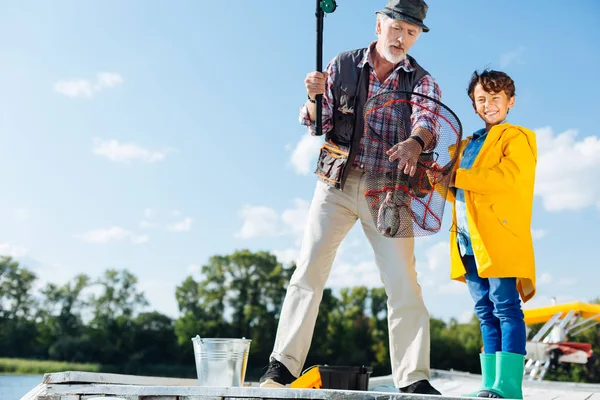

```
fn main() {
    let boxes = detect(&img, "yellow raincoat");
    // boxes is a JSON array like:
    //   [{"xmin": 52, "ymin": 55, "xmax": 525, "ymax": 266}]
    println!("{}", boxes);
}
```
[{"xmin": 447, "ymin": 123, "xmax": 537, "ymax": 302}]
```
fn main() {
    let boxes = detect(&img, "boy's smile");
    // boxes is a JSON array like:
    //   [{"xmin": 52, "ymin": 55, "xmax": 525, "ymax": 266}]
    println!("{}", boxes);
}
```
[{"xmin": 472, "ymin": 83, "xmax": 515, "ymax": 131}]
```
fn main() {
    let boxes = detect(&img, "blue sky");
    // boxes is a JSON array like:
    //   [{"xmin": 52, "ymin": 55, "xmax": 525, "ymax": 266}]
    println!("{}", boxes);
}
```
[{"xmin": 1, "ymin": 1, "xmax": 599, "ymax": 323}]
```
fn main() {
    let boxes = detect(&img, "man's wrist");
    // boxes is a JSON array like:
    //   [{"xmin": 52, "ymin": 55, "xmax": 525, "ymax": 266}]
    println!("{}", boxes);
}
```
[
  {"xmin": 409, "ymin": 135, "xmax": 425, "ymax": 151},
  {"xmin": 307, "ymin": 94, "xmax": 316, "ymax": 104}
]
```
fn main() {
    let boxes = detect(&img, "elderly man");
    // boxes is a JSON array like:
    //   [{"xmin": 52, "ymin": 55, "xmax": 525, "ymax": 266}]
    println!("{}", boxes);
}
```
[{"xmin": 260, "ymin": 0, "xmax": 442, "ymax": 395}]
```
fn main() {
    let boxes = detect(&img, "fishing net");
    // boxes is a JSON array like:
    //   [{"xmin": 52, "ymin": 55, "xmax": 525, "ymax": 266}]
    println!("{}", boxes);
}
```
[{"xmin": 362, "ymin": 90, "xmax": 462, "ymax": 237}]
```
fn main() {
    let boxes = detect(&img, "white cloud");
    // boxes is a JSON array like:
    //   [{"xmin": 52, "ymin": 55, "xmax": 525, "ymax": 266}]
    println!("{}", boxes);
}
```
[
  {"xmin": 140, "ymin": 209, "xmax": 194, "ymax": 232},
  {"xmin": 539, "ymin": 272, "xmax": 553, "ymax": 285},
  {"xmin": 424, "ymin": 241, "xmax": 449, "ymax": 271},
  {"xmin": 139, "ymin": 220, "xmax": 157, "ymax": 229},
  {"xmin": 93, "ymin": 138, "xmax": 166, "ymax": 164},
  {"xmin": 130, "ymin": 234, "xmax": 149, "ymax": 244},
  {"xmin": 168, "ymin": 217, "xmax": 193, "ymax": 232},
  {"xmin": 273, "ymin": 248, "xmax": 300, "ymax": 265},
  {"xmin": 140, "ymin": 219, "xmax": 157, "ymax": 229},
  {"xmin": 439, "ymin": 280, "xmax": 468, "ymax": 295},
  {"xmin": 557, "ymin": 278, "xmax": 578, "ymax": 286},
  {"xmin": 96, "ymin": 72, "xmax": 123, "ymax": 88},
  {"xmin": 188, "ymin": 264, "xmax": 202, "ymax": 275},
  {"xmin": 415, "ymin": 235, "xmax": 437, "ymax": 247},
  {"xmin": 235, "ymin": 205, "xmax": 280, "ymax": 239},
  {"xmin": 138, "ymin": 279, "xmax": 179, "ymax": 318},
  {"xmin": 14, "ymin": 207, "xmax": 31, "ymax": 221},
  {"xmin": 54, "ymin": 79, "xmax": 95, "ymax": 98},
  {"xmin": 289, "ymin": 134, "xmax": 322, "ymax": 175},
  {"xmin": 54, "ymin": 72, "xmax": 123, "ymax": 98},
  {"xmin": 77, "ymin": 226, "xmax": 129, "ymax": 243},
  {"xmin": 140, "ymin": 208, "xmax": 159, "ymax": 229},
  {"xmin": 523, "ymin": 295, "xmax": 577, "ymax": 311},
  {"xmin": 419, "ymin": 277, "xmax": 437, "ymax": 289},
  {"xmin": 236, "ymin": 199, "xmax": 311, "ymax": 240},
  {"xmin": 272, "ymin": 199, "xmax": 340, "ymax": 266},
  {"xmin": 281, "ymin": 199, "xmax": 310, "ymax": 242},
  {"xmin": 338, "ymin": 234, "xmax": 371, "ymax": 263},
  {"xmin": 533, "ymin": 272, "xmax": 577, "ymax": 287},
  {"xmin": 76, "ymin": 226, "xmax": 149, "ymax": 244},
  {"xmin": 534, "ymin": 127, "xmax": 600, "ymax": 212},
  {"xmin": 274, "ymin": 231, "xmax": 450, "ymax": 290},
  {"xmin": 500, "ymin": 46, "xmax": 526, "ymax": 68},
  {"xmin": 340, "ymin": 238, "xmax": 363, "ymax": 251},
  {"xmin": 458, "ymin": 310, "xmax": 474, "ymax": 324},
  {"xmin": 328, "ymin": 260, "xmax": 382, "ymax": 289},
  {"xmin": 0, "ymin": 243, "xmax": 29, "ymax": 258},
  {"xmin": 531, "ymin": 228, "xmax": 547, "ymax": 240},
  {"xmin": 414, "ymin": 242, "xmax": 473, "ymax": 317}
]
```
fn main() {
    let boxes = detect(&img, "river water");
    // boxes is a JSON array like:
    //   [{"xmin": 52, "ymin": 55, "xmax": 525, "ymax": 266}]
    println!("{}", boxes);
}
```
[{"xmin": 0, "ymin": 374, "xmax": 44, "ymax": 400}]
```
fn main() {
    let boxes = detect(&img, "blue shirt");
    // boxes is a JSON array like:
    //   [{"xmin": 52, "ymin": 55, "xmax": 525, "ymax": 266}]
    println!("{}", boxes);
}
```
[{"xmin": 455, "ymin": 128, "xmax": 487, "ymax": 256}]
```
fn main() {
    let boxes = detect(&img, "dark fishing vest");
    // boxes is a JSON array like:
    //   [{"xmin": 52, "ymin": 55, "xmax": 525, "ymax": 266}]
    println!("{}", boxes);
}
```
[{"xmin": 318, "ymin": 47, "xmax": 429, "ymax": 190}]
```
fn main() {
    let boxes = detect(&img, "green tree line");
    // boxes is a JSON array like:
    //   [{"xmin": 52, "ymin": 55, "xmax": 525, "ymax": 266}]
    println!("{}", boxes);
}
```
[{"xmin": 0, "ymin": 253, "xmax": 598, "ymax": 382}]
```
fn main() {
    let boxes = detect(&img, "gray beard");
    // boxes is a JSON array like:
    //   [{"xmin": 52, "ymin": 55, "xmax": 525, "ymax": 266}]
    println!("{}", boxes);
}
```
[{"xmin": 382, "ymin": 46, "xmax": 406, "ymax": 64}]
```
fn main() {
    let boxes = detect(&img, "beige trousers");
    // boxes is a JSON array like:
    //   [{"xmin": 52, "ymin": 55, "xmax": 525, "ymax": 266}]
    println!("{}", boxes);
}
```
[{"xmin": 271, "ymin": 169, "xmax": 431, "ymax": 388}]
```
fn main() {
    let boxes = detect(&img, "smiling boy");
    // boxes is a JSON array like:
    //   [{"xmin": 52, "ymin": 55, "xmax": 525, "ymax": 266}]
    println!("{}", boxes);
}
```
[{"xmin": 445, "ymin": 70, "xmax": 538, "ymax": 399}]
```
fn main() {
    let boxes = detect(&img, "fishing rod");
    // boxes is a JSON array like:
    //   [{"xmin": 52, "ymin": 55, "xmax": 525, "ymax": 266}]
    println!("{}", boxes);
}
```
[{"xmin": 315, "ymin": 0, "xmax": 337, "ymax": 135}]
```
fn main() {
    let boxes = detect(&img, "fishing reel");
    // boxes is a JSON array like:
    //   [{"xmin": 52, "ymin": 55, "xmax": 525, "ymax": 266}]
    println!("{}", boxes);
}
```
[{"xmin": 320, "ymin": 0, "xmax": 337, "ymax": 13}]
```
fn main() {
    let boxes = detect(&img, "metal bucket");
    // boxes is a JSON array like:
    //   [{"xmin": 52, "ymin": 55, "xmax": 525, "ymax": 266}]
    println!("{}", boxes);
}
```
[{"xmin": 191, "ymin": 335, "xmax": 252, "ymax": 387}]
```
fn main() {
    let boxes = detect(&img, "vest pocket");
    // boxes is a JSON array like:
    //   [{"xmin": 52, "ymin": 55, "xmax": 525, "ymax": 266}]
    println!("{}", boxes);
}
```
[
  {"xmin": 332, "ymin": 111, "xmax": 354, "ymax": 143},
  {"xmin": 315, "ymin": 143, "xmax": 349, "ymax": 185},
  {"xmin": 336, "ymin": 85, "xmax": 356, "ymax": 114}
]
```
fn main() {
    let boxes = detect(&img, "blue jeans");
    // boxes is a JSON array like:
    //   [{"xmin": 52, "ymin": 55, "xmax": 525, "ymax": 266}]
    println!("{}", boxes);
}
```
[{"xmin": 462, "ymin": 255, "xmax": 526, "ymax": 355}]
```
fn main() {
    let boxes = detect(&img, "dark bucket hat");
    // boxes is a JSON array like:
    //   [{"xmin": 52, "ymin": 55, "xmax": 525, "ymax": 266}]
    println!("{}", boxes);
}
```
[{"xmin": 376, "ymin": 0, "xmax": 430, "ymax": 32}]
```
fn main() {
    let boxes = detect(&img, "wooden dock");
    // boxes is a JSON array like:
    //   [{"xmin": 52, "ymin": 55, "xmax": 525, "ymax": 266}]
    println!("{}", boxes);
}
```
[{"xmin": 20, "ymin": 370, "xmax": 600, "ymax": 400}]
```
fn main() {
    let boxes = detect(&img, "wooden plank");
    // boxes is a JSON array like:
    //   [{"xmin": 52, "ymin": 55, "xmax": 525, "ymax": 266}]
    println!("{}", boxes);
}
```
[
  {"xmin": 21, "ymin": 383, "xmax": 51, "ymax": 400},
  {"xmin": 40, "ymin": 383, "xmax": 477, "ymax": 399},
  {"xmin": 510, "ymin": 389, "xmax": 596, "ymax": 400},
  {"xmin": 556, "ymin": 392, "xmax": 596, "ymax": 400},
  {"xmin": 523, "ymin": 395, "xmax": 557, "ymax": 400},
  {"xmin": 138, "ymin": 397, "xmax": 180, "ymax": 400},
  {"xmin": 522, "ymin": 378, "xmax": 600, "ymax": 393},
  {"xmin": 81, "ymin": 396, "xmax": 138, "ymax": 400},
  {"xmin": 176, "ymin": 397, "xmax": 223, "ymax": 400},
  {"xmin": 23, "ymin": 384, "xmax": 600, "ymax": 400},
  {"xmin": 43, "ymin": 371, "xmax": 198, "ymax": 386},
  {"xmin": 26, "ymin": 369, "xmax": 600, "ymax": 400}
]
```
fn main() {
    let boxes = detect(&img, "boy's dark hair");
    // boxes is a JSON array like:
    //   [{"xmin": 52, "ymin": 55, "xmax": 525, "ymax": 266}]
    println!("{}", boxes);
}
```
[{"xmin": 467, "ymin": 69, "xmax": 516, "ymax": 101}]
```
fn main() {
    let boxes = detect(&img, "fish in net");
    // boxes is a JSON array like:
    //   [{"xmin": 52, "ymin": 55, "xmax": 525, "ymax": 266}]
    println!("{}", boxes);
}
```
[{"xmin": 361, "ymin": 90, "xmax": 463, "ymax": 237}]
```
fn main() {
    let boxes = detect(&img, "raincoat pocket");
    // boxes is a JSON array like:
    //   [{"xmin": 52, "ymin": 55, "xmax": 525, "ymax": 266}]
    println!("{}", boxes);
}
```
[{"xmin": 491, "ymin": 202, "xmax": 519, "ymax": 237}]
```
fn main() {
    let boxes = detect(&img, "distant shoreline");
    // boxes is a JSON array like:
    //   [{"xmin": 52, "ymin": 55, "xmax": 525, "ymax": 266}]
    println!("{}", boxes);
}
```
[{"xmin": 0, "ymin": 358, "xmax": 195, "ymax": 378}]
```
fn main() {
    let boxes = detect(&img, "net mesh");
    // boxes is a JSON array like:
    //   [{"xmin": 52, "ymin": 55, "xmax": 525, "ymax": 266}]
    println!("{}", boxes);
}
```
[{"xmin": 362, "ymin": 90, "xmax": 462, "ymax": 237}]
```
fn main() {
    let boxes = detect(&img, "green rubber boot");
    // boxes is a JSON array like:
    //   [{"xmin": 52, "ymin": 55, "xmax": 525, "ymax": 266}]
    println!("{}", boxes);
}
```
[
  {"xmin": 461, "ymin": 353, "xmax": 495, "ymax": 397},
  {"xmin": 478, "ymin": 351, "xmax": 525, "ymax": 399}
]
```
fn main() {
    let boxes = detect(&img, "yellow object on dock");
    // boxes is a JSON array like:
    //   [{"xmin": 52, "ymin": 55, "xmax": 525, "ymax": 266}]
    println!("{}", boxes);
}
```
[{"xmin": 291, "ymin": 366, "xmax": 322, "ymax": 389}]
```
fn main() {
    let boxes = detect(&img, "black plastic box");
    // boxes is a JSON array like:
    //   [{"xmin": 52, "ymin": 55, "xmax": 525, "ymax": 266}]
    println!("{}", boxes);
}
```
[{"xmin": 318, "ymin": 365, "xmax": 374, "ymax": 391}]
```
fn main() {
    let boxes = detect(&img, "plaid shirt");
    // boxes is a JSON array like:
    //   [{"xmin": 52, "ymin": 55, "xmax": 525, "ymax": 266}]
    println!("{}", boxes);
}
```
[{"xmin": 300, "ymin": 42, "xmax": 442, "ymax": 172}]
